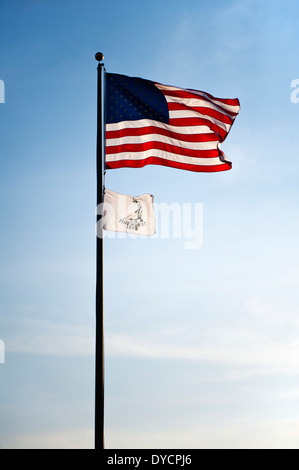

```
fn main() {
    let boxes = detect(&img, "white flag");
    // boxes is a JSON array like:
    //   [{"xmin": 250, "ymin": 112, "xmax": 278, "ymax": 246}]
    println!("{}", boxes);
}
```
[{"xmin": 103, "ymin": 189, "xmax": 156, "ymax": 236}]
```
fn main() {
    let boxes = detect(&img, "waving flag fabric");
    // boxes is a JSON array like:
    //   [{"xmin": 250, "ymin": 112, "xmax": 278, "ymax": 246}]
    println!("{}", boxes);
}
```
[
  {"xmin": 103, "ymin": 189, "xmax": 156, "ymax": 236},
  {"xmin": 105, "ymin": 73, "xmax": 240, "ymax": 173}
]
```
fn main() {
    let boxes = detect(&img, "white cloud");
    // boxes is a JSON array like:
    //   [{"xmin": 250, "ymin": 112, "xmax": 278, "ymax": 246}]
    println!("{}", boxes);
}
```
[
  {"xmin": 105, "ymin": 294, "xmax": 299, "ymax": 374},
  {"xmin": 4, "ymin": 418, "xmax": 299, "ymax": 449},
  {"xmin": 5, "ymin": 318, "xmax": 94, "ymax": 356},
  {"xmin": 105, "ymin": 418, "xmax": 299, "ymax": 449},
  {"xmin": 280, "ymin": 268, "xmax": 299, "ymax": 287},
  {"xmin": 105, "ymin": 328, "xmax": 299, "ymax": 369},
  {"xmin": 0, "ymin": 428, "xmax": 93, "ymax": 449},
  {"xmin": 5, "ymin": 293, "xmax": 299, "ymax": 375}
]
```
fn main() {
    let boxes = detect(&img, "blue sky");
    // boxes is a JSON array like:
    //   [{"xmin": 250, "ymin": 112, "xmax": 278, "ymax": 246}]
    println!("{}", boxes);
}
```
[{"xmin": 1, "ymin": 0, "xmax": 299, "ymax": 449}]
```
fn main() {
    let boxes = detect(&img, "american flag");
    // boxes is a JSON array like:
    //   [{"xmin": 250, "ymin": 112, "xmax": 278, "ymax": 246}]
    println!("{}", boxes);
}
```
[{"xmin": 105, "ymin": 73, "xmax": 240, "ymax": 173}]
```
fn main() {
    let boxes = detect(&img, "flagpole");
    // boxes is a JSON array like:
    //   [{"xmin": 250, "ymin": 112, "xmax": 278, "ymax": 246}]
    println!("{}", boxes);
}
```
[{"xmin": 95, "ymin": 51, "xmax": 105, "ymax": 450}]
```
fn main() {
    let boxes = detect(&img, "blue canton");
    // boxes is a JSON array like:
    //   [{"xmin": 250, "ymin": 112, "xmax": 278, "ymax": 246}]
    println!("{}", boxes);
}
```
[{"xmin": 106, "ymin": 73, "xmax": 169, "ymax": 124}]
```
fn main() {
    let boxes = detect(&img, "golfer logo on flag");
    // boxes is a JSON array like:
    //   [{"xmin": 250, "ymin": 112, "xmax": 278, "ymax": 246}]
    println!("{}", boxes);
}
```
[{"xmin": 118, "ymin": 197, "xmax": 145, "ymax": 231}]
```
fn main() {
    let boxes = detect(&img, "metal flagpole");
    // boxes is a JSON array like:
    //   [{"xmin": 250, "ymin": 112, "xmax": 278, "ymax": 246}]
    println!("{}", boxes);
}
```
[{"xmin": 95, "ymin": 51, "xmax": 105, "ymax": 450}]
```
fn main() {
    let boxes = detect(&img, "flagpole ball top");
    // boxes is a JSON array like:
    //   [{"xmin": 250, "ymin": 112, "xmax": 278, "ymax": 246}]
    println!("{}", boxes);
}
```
[{"xmin": 95, "ymin": 52, "xmax": 104, "ymax": 62}]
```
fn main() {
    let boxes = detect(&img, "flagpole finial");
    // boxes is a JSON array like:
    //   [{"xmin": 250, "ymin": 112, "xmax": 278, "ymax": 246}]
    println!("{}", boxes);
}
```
[{"xmin": 95, "ymin": 52, "xmax": 104, "ymax": 62}]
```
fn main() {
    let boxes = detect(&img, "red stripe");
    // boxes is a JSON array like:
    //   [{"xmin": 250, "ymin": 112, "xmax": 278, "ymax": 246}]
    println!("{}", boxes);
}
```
[
  {"xmin": 106, "ymin": 126, "xmax": 219, "ymax": 143},
  {"xmin": 106, "ymin": 141, "xmax": 220, "ymax": 158},
  {"xmin": 168, "ymin": 117, "xmax": 227, "ymax": 141},
  {"xmin": 106, "ymin": 156, "xmax": 231, "ymax": 172},
  {"xmin": 186, "ymin": 88, "xmax": 240, "ymax": 107},
  {"xmin": 168, "ymin": 102, "xmax": 234, "ymax": 125},
  {"xmin": 159, "ymin": 87, "xmax": 239, "ymax": 117},
  {"xmin": 104, "ymin": 77, "xmax": 238, "ymax": 173},
  {"xmin": 106, "ymin": 114, "xmax": 231, "ymax": 144}
]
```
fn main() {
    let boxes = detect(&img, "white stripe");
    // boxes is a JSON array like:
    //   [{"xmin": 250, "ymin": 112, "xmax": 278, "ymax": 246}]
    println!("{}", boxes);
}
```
[
  {"xmin": 106, "ymin": 119, "xmax": 214, "ymax": 135},
  {"xmin": 106, "ymin": 148, "xmax": 225, "ymax": 167},
  {"xmin": 163, "ymin": 92, "xmax": 233, "ymax": 133},
  {"xmin": 186, "ymin": 89, "xmax": 240, "ymax": 115},
  {"xmin": 168, "ymin": 109, "xmax": 231, "ymax": 133},
  {"xmin": 156, "ymin": 83, "xmax": 240, "ymax": 114},
  {"xmin": 164, "ymin": 93, "xmax": 237, "ymax": 120},
  {"xmin": 106, "ymin": 134, "xmax": 218, "ymax": 150}
]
